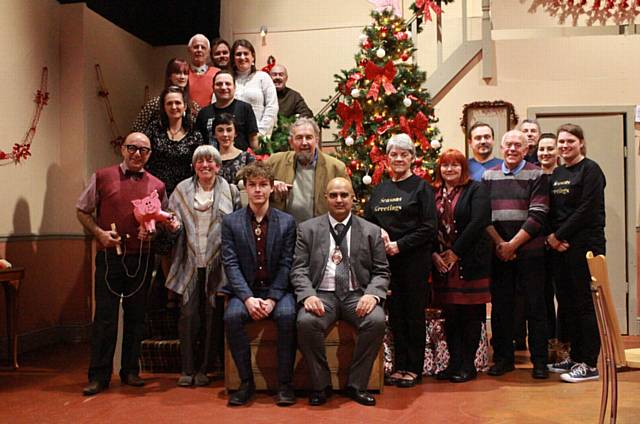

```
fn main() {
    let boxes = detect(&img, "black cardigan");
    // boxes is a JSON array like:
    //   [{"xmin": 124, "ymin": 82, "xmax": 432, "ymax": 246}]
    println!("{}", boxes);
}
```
[{"xmin": 437, "ymin": 180, "xmax": 492, "ymax": 281}]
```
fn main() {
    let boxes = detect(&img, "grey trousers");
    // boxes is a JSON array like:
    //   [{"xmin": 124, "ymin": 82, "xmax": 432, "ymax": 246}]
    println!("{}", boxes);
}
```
[{"xmin": 296, "ymin": 290, "xmax": 386, "ymax": 391}]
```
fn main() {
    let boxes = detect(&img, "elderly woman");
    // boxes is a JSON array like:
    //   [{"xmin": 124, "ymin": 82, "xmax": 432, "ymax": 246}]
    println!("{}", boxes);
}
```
[
  {"xmin": 364, "ymin": 133, "xmax": 437, "ymax": 387},
  {"xmin": 166, "ymin": 145, "xmax": 241, "ymax": 386},
  {"xmin": 431, "ymin": 149, "xmax": 491, "ymax": 383},
  {"xmin": 547, "ymin": 124, "xmax": 605, "ymax": 383},
  {"xmin": 211, "ymin": 38, "xmax": 232, "ymax": 71},
  {"xmin": 214, "ymin": 113, "xmax": 255, "ymax": 185},
  {"xmin": 231, "ymin": 39, "xmax": 278, "ymax": 137},
  {"xmin": 131, "ymin": 58, "xmax": 200, "ymax": 133}
]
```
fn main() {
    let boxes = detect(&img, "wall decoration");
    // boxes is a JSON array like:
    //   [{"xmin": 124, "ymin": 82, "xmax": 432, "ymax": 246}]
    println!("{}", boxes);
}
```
[
  {"xmin": 0, "ymin": 67, "xmax": 49, "ymax": 166},
  {"xmin": 460, "ymin": 100, "xmax": 519, "ymax": 158},
  {"xmin": 95, "ymin": 64, "xmax": 124, "ymax": 149}
]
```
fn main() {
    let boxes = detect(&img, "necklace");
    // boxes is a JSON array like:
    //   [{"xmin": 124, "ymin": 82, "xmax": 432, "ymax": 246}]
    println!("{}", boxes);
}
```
[{"xmin": 167, "ymin": 127, "xmax": 183, "ymax": 140}]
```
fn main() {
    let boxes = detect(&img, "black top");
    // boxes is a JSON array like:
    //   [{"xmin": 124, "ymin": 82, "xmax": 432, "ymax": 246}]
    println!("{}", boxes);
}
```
[
  {"xmin": 365, "ymin": 174, "xmax": 437, "ymax": 260},
  {"xmin": 448, "ymin": 181, "xmax": 492, "ymax": 280},
  {"xmin": 143, "ymin": 119, "xmax": 204, "ymax": 195},
  {"xmin": 195, "ymin": 99, "xmax": 259, "ymax": 151},
  {"xmin": 550, "ymin": 157, "xmax": 606, "ymax": 252}
]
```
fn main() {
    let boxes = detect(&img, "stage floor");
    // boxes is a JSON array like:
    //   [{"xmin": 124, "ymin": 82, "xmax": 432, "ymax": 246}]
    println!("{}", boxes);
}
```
[{"xmin": 1, "ymin": 339, "xmax": 640, "ymax": 423}]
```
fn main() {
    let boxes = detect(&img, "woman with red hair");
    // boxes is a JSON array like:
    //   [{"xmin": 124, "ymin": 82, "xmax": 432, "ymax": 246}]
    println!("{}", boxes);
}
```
[{"xmin": 431, "ymin": 148, "xmax": 491, "ymax": 382}]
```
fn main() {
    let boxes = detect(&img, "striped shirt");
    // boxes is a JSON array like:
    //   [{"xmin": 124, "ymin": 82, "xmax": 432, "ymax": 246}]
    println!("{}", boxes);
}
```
[{"xmin": 482, "ymin": 161, "xmax": 549, "ymax": 257}]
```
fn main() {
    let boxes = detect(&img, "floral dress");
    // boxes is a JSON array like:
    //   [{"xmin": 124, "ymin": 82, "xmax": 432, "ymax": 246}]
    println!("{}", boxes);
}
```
[{"xmin": 220, "ymin": 151, "xmax": 255, "ymax": 184}]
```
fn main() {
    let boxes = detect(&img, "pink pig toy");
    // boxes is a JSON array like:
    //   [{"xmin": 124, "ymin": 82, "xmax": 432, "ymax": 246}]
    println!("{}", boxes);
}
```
[{"xmin": 131, "ymin": 190, "xmax": 172, "ymax": 233}]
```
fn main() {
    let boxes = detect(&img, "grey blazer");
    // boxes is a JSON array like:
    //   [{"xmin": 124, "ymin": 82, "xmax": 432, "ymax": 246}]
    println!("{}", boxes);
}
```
[{"xmin": 290, "ymin": 213, "xmax": 390, "ymax": 304}]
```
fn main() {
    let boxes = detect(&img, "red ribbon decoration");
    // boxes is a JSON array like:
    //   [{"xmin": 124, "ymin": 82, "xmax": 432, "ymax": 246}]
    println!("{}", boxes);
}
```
[
  {"xmin": 247, "ymin": 147, "xmax": 270, "ymax": 162},
  {"xmin": 369, "ymin": 145, "xmax": 390, "ymax": 184},
  {"xmin": 344, "ymin": 72, "xmax": 364, "ymax": 93},
  {"xmin": 399, "ymin": 111, "xmax": 430, "ymax": 150},
  {"xmin": 261, "ymin": 55, "xmax": 276, "ymax": 73},
  {"xmin": 365, "ymin": 61, "xmax": 397, "ymax": 100},
  {"xmin": 415, "ymin": 0, "xmax": 442, "ymax": 22},
  {"xmin": 336, "ymin": 101, "xmax": 365, "ymax": 137},
  {"xmin": 376, "ymin": 120, "xmax": 395, "ymax": 135}
]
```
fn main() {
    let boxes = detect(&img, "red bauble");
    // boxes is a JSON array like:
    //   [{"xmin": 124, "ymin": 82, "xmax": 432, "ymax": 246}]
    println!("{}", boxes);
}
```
[
  {"xmin": 401, "ymin": 53, "xmax": 410, "ymax": 61},
  {"xmin": 374, "ymin": 115, "xmax": 384, "ymax": 123},
  {"xmin": 363, "ymin": 40, "xmax": 373, "ymax": 49},
  {"xmin": 360, "ymin": 58, "xmax": 369, "ymax": 67},
  {"xmin": 350, "ymin": 159, "xmax": 358, "ymax": 168}
]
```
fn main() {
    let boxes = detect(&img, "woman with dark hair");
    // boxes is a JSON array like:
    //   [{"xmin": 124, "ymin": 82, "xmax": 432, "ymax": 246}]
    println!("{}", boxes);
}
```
[
  {"xmin": 231, "ymin": 39, "xmax": 278, "ymax": 137},
  {"xmin": 364, "ymin": 133, "xmax": 437, "ymax": 388},
  {"xmin": 546, "ymin": 124, "xmax": 606, "ymax": 383},
  {"xmin": 131, "ymin": 58, "xmax": 200, "ymax": 133},
  {"xmin": 211, "ymin": 39, "xmax": 232, "ymax": 71},
  {"xmin": 430, "ymin": 148, "xmax": 491, "ymax": 383},
  {"xmin": 213, "ymin": 113, "xmax": 255, "ymax": 184}
]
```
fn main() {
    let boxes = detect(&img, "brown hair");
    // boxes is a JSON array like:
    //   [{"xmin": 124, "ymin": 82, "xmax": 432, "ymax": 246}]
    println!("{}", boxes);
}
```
[
  {"xmin": 241, "ymin": 161, "xmax": 274, "ymax": 186},
  {"xmin": 211, "ymin": 38, "xmax": 232, "ymax": 71},
  {"xmin": 231, "ymin": 39, "xmax": 257, "ymax": 75},
  {"xmin": 556, "ymin": 123, "xmax": 586, "ymax": 155},
  {"xmin": 432, "ymin": 148, "xmax": 471, "ymax": 189},
  {"xmin": 467, "ymin": 121, "xmax": 494, "ymax": 140}
]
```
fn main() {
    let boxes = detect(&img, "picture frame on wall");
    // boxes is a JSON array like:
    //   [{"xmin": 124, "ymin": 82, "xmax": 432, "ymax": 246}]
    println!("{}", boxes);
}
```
[{"xmin": 460, "ymin": 100, "xmax": 519, "ymax": 159}]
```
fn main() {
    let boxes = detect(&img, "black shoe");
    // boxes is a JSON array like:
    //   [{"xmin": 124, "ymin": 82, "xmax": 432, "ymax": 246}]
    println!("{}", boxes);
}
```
[
  {"xmin": 532, "ymin": 364, "xmax": 549, "ymax": 379},
  {"xmin": 449, "ymin": 370, "xmax": 477, "ymax": 383},
  {"xmin": 120, "ymin": 373, "xmax": 145, "ymax": 387},
  {"xmin": 384, "ymin": 375, "xmax": 399, "ymax": 386},
  {"xmin": 396, "ymin": 373, "xmax": 421, "ymax": 388},
  {"xmin": 83, "ymin": 380, "xmax": 108, "ymax": 396},
  {"xmin": 275, "ymin": 383, "xmax": 296, "ymax": 406},
  {"xmin": 308, "ymin": 386, "xmax": 332, "ymax": 406},
  {"xmin": 345, "ymin": 386, "xmax": 376, "ymax": 406},
  {"xmin": 228, "ymin": 380, "xmax": 255, "ymax": 406},
  {"xmin": 435, "ymin": 369, "xmax": 452, "ymax": 380},
  {"xmin": 488, "ymin": 362, "xmax": 515, "ymax": 376}
]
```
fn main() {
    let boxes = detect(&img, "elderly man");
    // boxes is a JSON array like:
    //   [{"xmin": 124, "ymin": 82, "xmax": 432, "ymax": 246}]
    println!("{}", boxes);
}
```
[
  {"xmin": 467, "ymin": 122, "xmax": 502, "ymax": 181},
  {"xmin": 76, "ymin": 133, "xmax": 178, "ymax": 396},
  {"xmin": 195, "ymin": 70, "xmax": 259, "ymax": 151},
  {"xmin": 187, "ymin": 33, "xmax": 219, "ymax": 108},
  {"xmin": 221, "ymin": 161, "xmax": 297, "ymax": 406},
  {"xmin": 482, "ymin": 130, "xmax": 549, "ymax": 380},
  {"xmin": 266, "ymin": 117, "xmax": 348, "ymax": 223},
  {"xmin": 520, "ymin": 119, "xmax": 541, "ymax": 164},
  {"xmin": 291, "ymin": 177, "xmax": 390, "ymax": 406},
  {"xmin": 269, "ymin": 65, "xmax": 313, "ymax": 118}
]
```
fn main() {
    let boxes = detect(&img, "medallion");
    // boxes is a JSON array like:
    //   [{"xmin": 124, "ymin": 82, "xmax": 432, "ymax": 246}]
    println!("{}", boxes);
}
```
[
  {"xmin": 254, "ymin": 226, "xmax": 262, "ymax": 237},
  {"xmin": 331, "ymin": 247, "xmax": 343, "ymax": 265}
]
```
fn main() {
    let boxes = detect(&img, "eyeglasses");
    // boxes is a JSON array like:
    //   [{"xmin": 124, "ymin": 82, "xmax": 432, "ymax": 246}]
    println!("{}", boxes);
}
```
[{"xmin": 124, "ymin": 145, "xmax": 151, "ymax": 155}]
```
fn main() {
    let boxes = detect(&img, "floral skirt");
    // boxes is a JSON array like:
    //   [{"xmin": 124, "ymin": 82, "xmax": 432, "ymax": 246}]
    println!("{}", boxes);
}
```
[{"xmin": 383, "ymin": 314, "xmax": 490, "ymax": 376}]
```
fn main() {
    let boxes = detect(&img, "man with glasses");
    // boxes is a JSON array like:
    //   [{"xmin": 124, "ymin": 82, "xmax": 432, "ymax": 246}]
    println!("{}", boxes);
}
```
[
  {"xmin": 291, "ymin": 177, "xmax": 390, "ymax": 406},
  {"xmin": 267, "ymin": 117, "xmax": 348, "ymax": 223},
  {"xmin": 76, "ymin": 132, "xmax": 177, "ymax": 396}
]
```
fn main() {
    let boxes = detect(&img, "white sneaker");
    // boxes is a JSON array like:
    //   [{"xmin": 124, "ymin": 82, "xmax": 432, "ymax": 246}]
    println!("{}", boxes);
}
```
[
  {"xmin": 547, "ymin": 357, "xmax": 576, "ymax": 373},
  {"xmin": 560, "ymin": 362, "xmax": 599, "ymax": 383}
]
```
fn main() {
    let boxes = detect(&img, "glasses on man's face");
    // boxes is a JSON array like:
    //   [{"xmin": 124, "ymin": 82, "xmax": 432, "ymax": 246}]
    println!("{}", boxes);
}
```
[
  {"xmin": 124, "ymin": 145, "xmax": 151, "ymax": 155},
  {"xmin": 327, "ymin": 192, "xmax": 351, "ymax": 199}
]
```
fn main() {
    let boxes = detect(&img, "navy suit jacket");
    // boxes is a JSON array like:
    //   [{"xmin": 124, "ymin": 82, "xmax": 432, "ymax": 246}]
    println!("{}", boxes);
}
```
[{"xmin": 220, "ymin": 206, "xmax": 296, "ymax": 302}]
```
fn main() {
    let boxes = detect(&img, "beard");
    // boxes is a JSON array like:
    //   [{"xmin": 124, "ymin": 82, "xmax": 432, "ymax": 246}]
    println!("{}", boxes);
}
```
[{"xmin": 295, "ymin": 150, "xmax": 314, "ymax": 165}]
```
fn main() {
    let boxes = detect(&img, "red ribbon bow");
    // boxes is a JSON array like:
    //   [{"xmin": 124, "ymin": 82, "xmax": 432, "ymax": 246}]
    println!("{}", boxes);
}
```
[
  {"xmin": 365, "ymin": 61, "xmax": 397, "ymax": 100},
  {"xmin": 261, "ymin": 55, "xmax": 276, "ymax": 73},
  {"xmin": 399, "ymin": 111, "xmax": 430, "ymax": 150},
  {"xmin": 336, "ymin": 101, "xmax": 365, "ymax": 137},
  {"xmin": 369, "ymin": 145, "xmax": 390, "ymax": 184},
  {"xmin": 415, "ymin": 0, "xmax": 442, "ymax": 22},
  {"xmin": 247, "ymin": 148, "xmax": 270, "ymax": 162}
]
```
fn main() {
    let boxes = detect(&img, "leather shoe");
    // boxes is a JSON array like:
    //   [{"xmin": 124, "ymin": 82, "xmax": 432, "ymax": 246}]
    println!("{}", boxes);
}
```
[
  {"xmin": 83, "ymin": 380, "xmax": 108, "ymax": 396},
  {"xmin": 121, "ymin": 373, "xmax": 145, "ymax": 387},
  {"xmin": 275, "ymin": 383, "xmax": 296, "ymax": 406},
  {"xmin": 345, "ymin": 386, "xmax": 376, "ymax": 406},
  {"xmin": 308, "ymin": 386, "xmax": 332, "ymax": 406},
  {"xmin": 449, "ymin": 370, "xmax": 477, "ymax": 383},
  {"xmin": 435, "ymin": 369, "xmax": 451, "ymax": 380},
  {"xmin": 228, "ymin": 380, "xmax": 255, "ymax": 406},
  {"xmin": 396, "ymin": 373, "xmax": 421, "ymax": 388},
  {"xmin": 532, "ymin": 364, "xmax": 549, "ymax": 379},
  {"xmin": 488, "ymin": 362, "xmax": 515, "ymax": 376},
  {"xmin": 194, "ymin": 372, "xmax": 210, "ymax": 387}
]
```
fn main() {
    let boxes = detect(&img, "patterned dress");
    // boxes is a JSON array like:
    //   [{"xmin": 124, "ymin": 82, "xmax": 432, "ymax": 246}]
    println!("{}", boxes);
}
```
[{"xmin": 220, "ymin": 151, "xmax": 255, "ymax": 184}]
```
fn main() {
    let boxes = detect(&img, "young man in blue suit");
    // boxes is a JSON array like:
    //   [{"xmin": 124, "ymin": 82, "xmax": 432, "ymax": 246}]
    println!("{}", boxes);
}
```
[{"xmin": 220, "ymin": 161, "xmax": 297, "ymax": 406}]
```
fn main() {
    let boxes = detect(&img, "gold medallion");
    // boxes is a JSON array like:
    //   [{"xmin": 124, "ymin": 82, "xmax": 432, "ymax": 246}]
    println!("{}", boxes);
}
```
[{"xmin": 254, "ymin": 226, "xmax": 262, "ymax": 237}]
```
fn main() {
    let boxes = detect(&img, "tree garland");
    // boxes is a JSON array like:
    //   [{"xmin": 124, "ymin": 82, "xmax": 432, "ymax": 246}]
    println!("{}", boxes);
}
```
[{"xmin": 0, "ymin": 67, "xmax": 50, "ymax": 166}]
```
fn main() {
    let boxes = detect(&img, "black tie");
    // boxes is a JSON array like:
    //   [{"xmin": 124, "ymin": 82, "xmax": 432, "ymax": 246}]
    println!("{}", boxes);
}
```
[{"xmin": 334, "ymin": 223, "xmax": 350, "ymax": 300}]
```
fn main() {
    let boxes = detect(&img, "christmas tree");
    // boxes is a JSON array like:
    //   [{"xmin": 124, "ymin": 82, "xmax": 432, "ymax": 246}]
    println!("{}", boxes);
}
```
[{"xmin": 317, "ymin": 1, "xmax": 453, "ymax": 212}]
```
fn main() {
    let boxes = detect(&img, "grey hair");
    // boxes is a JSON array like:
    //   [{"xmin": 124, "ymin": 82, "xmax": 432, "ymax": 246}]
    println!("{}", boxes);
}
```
[
  {"xmin": 519, "ymin": 118, "xmax": 540, "ymax": 131},
  {"xmin": 289, "ymin": 117, "xmax": 320, "ymax": 139},
  {"xmin": 501, "ymin": 130, "xmax": 526, "ymax": 146},
  {"xmin": 192, "ymin": 145, "xmax": 222, "ymax": 167},
  {"xmin": 188, "ymin": 34, "xmax": 210, "ymax": 50},
  {"xmin": 386, "ymin": 133, "xmax": 415, "ymax": 156}
]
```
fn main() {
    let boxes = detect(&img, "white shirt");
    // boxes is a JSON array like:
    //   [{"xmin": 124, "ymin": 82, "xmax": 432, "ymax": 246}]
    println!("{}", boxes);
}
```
[
  {"xmin": 318, "ymin": 213, "xmax": 357, "ymax": 292},
  {"xmin": 234, "ymin": 70, "xmax": 279, "ymax": 136}
]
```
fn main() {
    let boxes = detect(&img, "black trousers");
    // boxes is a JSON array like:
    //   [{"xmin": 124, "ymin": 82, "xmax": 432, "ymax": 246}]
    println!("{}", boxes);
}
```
[
  {"xmin": 490, "ymin": 256, "xmax": 548, "ymax": 366},
  {"xmin": 178, "ymin": 268, "xmax": 214, "ymax": 375},
  {"xmin": 89, "ymin": 250, "xmax": 153, "ymax": 384},
  {"xmin": 443, "ymin": 304, "xmax": 485, "ymax": 374},
  {"xmin": 388, "ymin": 281, "xmax": 428, "ymax": 375},
  {"xmin": 552, "ymin": 246, "xmax": 601, "ymax": 367}
]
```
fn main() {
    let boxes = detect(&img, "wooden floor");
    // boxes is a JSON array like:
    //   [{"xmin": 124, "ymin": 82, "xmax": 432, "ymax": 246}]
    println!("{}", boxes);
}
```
[{"xmin": 1, "ymin": 340, "xmax": 640, "ymax": 424}]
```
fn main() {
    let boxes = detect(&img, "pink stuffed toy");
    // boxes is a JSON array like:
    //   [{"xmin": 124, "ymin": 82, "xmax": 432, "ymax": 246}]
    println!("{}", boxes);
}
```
[{"xmin": 131, "ymin": 190, "xmax": 172, "ymax": 233}]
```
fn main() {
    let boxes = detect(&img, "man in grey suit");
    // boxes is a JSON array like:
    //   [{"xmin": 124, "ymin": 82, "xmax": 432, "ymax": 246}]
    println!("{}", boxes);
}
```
[{"xmin": 291, "ymin": 177, "xmax": 390, "ymax": 406}]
